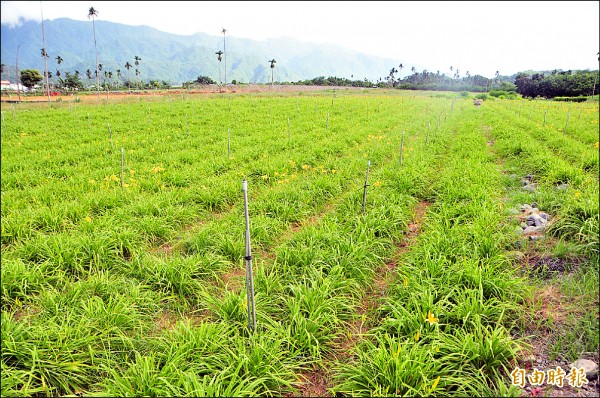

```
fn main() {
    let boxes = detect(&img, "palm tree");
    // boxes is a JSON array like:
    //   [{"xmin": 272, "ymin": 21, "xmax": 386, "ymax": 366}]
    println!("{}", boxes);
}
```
[
  {"xmin": 41, "ymin": 48, "xmax": 50, "ymax": 98},
  {"xmin": 269, "ymin": 59, "xmax": 276, "ymax": 89},
  {"xmin": 215, "ymin": 50, "xmax": 223, "ymax": 89},
  {"xmin": 134, "ymin": 56, "xmax": 141, "ymax": 89},
  {"xmin": 86, "ymin": 68, "xmax": 92, "ymax": 88},
  {"xmin": 55, "ymin": 55, "xmax": 63, "ymax": 87},
  {"xmin": 124, "ymin": 61, "xmax": 132, "ymax": 90},
  {"xmin": 98, "ymin": 63, "xmax": 103, "ymax": 88},
  {"xmin": 87, "ymin": 6, "xmax": 100, "ymax": 98},
  {"xmin": 221, "ymin": 28, "xmax": 227, "ymax": 88},
  {"xmin": 40, "ymin": 2, "xmax": 50, "ymax": 101},
  {"xmin": 116, "ymin": 69, "xmax": 121, "ymax": 89}
]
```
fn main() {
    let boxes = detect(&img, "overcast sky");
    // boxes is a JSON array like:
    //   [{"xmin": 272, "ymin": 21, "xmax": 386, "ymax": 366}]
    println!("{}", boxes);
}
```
[{"xmin": 1, "ymin": 1, "xmax": 598, "ymax": 78}]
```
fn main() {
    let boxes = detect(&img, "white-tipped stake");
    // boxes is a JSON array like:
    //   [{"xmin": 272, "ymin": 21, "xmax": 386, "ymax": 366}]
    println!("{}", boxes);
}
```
[
  {"xmin": 399, "ymin": 131, "xmax": 405, "ymax": 166},
  {"xmin": 564, "ymin": 110, "xmax": 570, "ymax": 136},
  {"xmin": 120, "ymin": 148, "xmax": 125, "ymax": 188},
  {"xmin": 362, "ymin": 160, "xmax": 371, "ymax": 214},
  {"xmin": 242, "ymin": 180, "xmax": 257, "ymax": 332}
]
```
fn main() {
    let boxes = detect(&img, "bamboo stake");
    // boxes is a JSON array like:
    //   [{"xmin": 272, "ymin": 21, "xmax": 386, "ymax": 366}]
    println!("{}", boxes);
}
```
[
  {"xmin": 242, "ymin": 180, "xmax": 257, "ymax": 332},
  {"xmin": 362, "ymin": 160, "xmax": 370, "ymax": 213}
]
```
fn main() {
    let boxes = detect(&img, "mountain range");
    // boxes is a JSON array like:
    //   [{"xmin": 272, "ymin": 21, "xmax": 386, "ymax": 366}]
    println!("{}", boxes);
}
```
[{"xmin": 1, "ymin": 18, "xmax": 406, "ymax": 85}]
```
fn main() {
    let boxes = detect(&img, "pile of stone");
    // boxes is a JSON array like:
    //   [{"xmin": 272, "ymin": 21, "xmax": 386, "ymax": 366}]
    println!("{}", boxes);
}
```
[
  {"xmin": 516, "ymin": 202, "xmax": 552, "ymax": 241},
  {"xmin": 521, "ymin": 174, "xmax": 537, "ymax": 192}
]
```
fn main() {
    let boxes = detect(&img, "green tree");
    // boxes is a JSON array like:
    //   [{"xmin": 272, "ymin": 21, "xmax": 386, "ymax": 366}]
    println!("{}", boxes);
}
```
[
  {"xmin": 63, "ymin": 72, "xmax": 84, "ymax": 90},
  {"xmin": 134, "ymin": 56, "xmax": 141, "ymax": 88},
  {"xmin": 195, "ymin": 75, "xmax": 216, "ymax": 85},
  {"xmin": 269, "ymin": 59, "xmax": 276, "ymax": 89},
  {"xmin": 124, "ymin": 61, "xmax": 132, "ymax": 90},
  {"xmin": 20, "ymin": 69, "xmax": 43, "ymax": 89},
  {"xmin": 88, "ymin": 6, "xmax": 100, "ymax": 97},
  {"xmin": 215, "ymin": 50, "xmax": 223, "ymax": 88},
  {"xmin": 86, "ymin": 68, "xmax": 92, "ymax": 89},
  {"xmin": 55, "ymin": 55, "xmax": 63, "ymax": 87}
]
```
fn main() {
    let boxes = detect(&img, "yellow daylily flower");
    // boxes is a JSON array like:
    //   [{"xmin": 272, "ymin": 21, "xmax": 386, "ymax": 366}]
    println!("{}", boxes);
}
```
[{"xmin": 425, "ymin": 311, "xmax": 439, "ymax": 325}]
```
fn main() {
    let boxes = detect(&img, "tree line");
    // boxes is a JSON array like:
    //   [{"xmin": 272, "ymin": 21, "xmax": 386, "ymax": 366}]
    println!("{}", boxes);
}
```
[{"xmin": 514, "ymin": 70, "xmax": 599, "ymax": 99}]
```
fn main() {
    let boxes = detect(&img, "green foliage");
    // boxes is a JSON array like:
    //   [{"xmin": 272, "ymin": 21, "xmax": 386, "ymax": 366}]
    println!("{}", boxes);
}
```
[
  {"xmin": 1, "ymin": 90, "xmax": 597, "ymax": 396},
  {"xmin": 194, "ymin": 75, "xmax": 216, "ymax": 85},
  {"xmin": 20, "ymin": 69, "xmax": 43, "ymax": 89},
  {"xmin": 515, "ymin": 70, "xmax": 598, "ymax": 98},
  {"xmin": 554, "ymin": 96, "xmax": 588, "ymax": 102}
]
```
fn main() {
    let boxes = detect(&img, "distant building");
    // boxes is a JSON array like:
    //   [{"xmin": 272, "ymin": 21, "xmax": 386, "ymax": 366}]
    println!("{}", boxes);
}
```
[{"xmin": 0, "ymin": 81, "xmax": 27, "ymax": 91}]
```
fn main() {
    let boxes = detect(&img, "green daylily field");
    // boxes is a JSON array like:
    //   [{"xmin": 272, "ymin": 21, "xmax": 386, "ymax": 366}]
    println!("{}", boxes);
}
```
[{"xmin": 1, "ymin": 90, "xmax": 598, "ymax": 396}]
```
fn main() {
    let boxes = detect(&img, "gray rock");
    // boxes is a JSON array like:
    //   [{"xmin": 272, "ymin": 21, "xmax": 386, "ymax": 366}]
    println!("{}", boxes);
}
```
[
  {"xmin": 531, "ymin": 202, "xmax": 539, "ymax": 208},
  {"xmin": 523, "ymin": 183, "xmax": 537, "ymax": 192},
  {"xmin": 520, "ymin": 222, "xmax": 528, "ymax": 229},
  {"xmin": 556, "ymin": 183, "xmax": 569, "ymax": 190},
  {"xmin": 569, "ymin": 359, "xmax": 598, "ymax": 380},
  {"xmin": 523, "ymin": 225, "xmax": 546, "ymax": 234},
  {"xmin": 538, "ymin": 212, "xmax": 550, "ymax": 221},
  {"xmin": 529, "ymin": 235, "xmax": 545, "ymax": 241},
  {"xmin": 527, "ymin": 214, "xmax": 547, "ymax": 227}
]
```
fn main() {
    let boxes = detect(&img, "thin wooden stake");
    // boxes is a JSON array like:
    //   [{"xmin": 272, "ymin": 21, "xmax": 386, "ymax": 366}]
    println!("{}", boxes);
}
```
[
  {"xmin": 563, "ymin": 110, "xmax": 570, "ymax": 136},
  {"xmin": 120, "ymin": 148, "xmax": 125, "ymax": 188},
  {"xmin": 426, "ymin": 121, "xmax": 430, "ymax": 145},
  {"xmin": 399, "ymin": 131, "xmax": 405, "ymax": 166},
  {"xmin": 544, "ymin": 109, "xmax": 547, "ymax": 126},
  {"xmin": 242, "ymin": 180, "xmax": 257, "ymax": 332},
  {"xmin": 108, "ymin": 124, "xmax": 113, "ymax": 149},
  {"xmin": 228, "ymin": 128, "xmax": 231, "ymax": 158},
  {"xmin": 362, "ymin": 160, "xmax": 370, "ymax": 213},
  {"xmin": 326, "ymin": 112, "xmax": 329, "ymax": 130},
  {"xmin": 287, "ymin": 117, "xmax": 290, "ymax": 141}
]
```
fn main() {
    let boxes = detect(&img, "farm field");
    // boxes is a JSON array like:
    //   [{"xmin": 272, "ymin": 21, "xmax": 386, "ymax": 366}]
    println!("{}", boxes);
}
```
[{"xmin": 1, "ymin": 89, "xmax": 598, "ymax": 397}]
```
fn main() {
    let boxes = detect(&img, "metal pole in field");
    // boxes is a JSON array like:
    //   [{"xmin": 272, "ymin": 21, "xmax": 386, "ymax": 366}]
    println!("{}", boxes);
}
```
[
  {"xmin": 362, "ymin": 160, "xmax": 370, "ymax": 214},
  {"xmin": 399, "ymin": 131, "xmax": 405, "ymax": 166},
  {"xmin": 242, "ymin": 180, "xmax": 257, "ymax": 332},
  {"xmin": 120, "ymin": 148, "xmax": 125, "ymax": 188}
]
